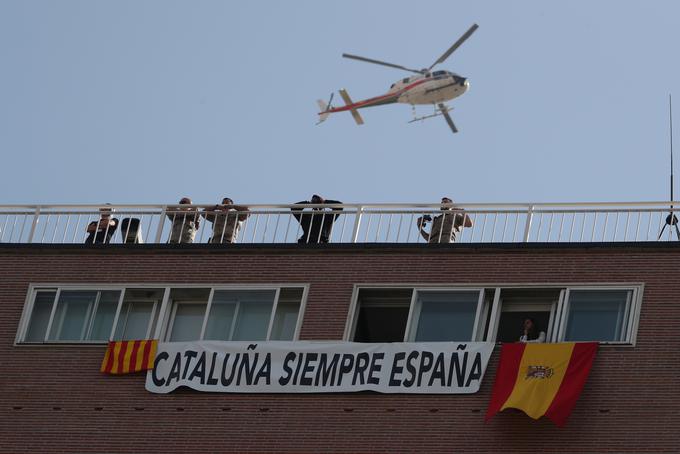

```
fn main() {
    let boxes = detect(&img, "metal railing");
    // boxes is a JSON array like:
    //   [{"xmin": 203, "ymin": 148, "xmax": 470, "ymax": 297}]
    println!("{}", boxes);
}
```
[{"xmin": 0, "ymin": 202, "xmax": 679, "ymax": 245}]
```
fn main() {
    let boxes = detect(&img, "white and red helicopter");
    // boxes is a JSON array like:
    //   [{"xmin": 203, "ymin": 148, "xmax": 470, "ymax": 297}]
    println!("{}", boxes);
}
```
[{"xmin": 317, "ymin": 23, "xmax": 478, "ymax": 134}]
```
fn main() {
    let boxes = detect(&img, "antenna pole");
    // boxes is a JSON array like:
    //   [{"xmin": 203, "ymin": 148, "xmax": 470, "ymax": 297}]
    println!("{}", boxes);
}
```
[
  {"xmin": 670, "ymin": 94, "xmax": 674, "ymax": 203},
  {"xmin": 659, "ymin": 94, "xmax": 680, "ymax": 240}
]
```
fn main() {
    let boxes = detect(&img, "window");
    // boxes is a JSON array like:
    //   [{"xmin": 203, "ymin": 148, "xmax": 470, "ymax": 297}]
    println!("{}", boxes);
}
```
[
  {"xmin": 489, "ymin": 289, "xmax": 560, "ymax": 343},
  {"xmin": 24, "ymin": 290, "xmax": 57, "ymax": 342},
  {"xmin": 18, "ymin": 285, "xmax": 307, "ymax": 344},
  {"xmin": 562, "ymin": 289, "xmax": 634, "ymax": 342},
  {"xmin": 349, "ymin": 288, "xmax": 486, "ymax": 342},
  {"xmin": 20, "ymin": 289, "xmax": 122, "ymax": 343},
  {"xmin": 113, "ymin": 288, "xmax": 163, "ymax": 340},
  {"xmin": 353, "ymin": 288, "xmax": 412, "ymax": 342},
  {"xmin": 348, "ymin": 285, "xmax": 642, "ymax": 345},
  {"xmin": 164, "ymin": 288, "xmax": 304, "ymax": 342}
]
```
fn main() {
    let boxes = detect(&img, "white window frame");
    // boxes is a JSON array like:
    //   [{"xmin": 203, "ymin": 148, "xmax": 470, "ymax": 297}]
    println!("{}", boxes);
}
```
[
  {"xmin": 164, "ymin": 287, "xmax": 284, "ymax": 342},
  {"xmin": 111, "ymin": 291, "xmax": 160, "ymax": 341},
  {"xmin": 16, "ymin": 283, "xmax": 309, "ymax": 345},
  {"xmin": 556, "ymin": 286, "xmax": 642, "ymax": 345},
  {"xmin": 345, "ymin": 285, "xmax": 486, "ymax": 342},
  {"xmin": 345, "ymin": 284, "xmax": 644, "ymax": 346},
  {"xmin": 485, "ymin": 289, "xmax": 560, "ymax": 343},
  {"xmin": 21, "ymin": 287, "xmax": 125, "ymax": 344}
]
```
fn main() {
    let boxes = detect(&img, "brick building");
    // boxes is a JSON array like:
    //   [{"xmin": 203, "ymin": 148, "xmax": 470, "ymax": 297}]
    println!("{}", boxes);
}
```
[{"xmin": 1, "ymin": 202, "xmax": 679, "ymax": 453}]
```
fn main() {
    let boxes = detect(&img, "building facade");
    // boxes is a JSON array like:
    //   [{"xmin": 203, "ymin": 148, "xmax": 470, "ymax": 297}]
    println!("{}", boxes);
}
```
[{"xmin": 1, "ymin": 202, "xmax": 679, "ymax": 453}]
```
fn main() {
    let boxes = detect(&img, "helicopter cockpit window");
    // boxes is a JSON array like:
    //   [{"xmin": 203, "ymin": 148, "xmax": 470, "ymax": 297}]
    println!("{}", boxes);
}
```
[{"xmin": 402, "ymin": 78, "xmax": 410, "ymax": 84}]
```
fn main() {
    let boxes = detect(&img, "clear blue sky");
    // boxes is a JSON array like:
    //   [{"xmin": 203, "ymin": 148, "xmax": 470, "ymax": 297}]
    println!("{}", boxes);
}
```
[{"xmin": 1, "ymin": 1, "xmax": 679, "ymax": 205}]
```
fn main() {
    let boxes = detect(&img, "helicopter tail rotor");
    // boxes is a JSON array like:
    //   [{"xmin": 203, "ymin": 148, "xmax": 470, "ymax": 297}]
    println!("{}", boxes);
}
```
[{"xmin": 316, "ymin": 93, "xmax": 335, "ymax": 125}]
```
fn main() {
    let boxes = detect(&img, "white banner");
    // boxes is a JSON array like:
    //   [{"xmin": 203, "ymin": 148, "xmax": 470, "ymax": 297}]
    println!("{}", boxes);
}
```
[{"xmin": 146, "ymin": 341, "xmax": 494, "ymax": 394}]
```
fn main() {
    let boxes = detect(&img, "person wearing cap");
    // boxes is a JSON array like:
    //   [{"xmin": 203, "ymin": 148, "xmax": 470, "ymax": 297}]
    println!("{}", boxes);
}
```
[
  {"xmin": 85, "ymin": 205, "xmax": 119, "ymax": 244},
  {"xmin": 202, "ymin": 198, "xmax": 250, "ymax": 244},
  {"xmin": 167, "ymin": 197, "xmax": 201, "ymax": 244},
  {"xmin": 291, "ymin": 194, "xmax": 343, "ymax": 244},
  {"xmin": 416, "ymin": 197, "xmax": 473, "ymax": 243}
]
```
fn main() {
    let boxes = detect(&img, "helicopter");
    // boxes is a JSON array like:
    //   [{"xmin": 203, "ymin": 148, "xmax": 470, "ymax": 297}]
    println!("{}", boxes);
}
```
[{"xmin": 317, "ymin": 23, "xmax": 478, "ymax": 134}]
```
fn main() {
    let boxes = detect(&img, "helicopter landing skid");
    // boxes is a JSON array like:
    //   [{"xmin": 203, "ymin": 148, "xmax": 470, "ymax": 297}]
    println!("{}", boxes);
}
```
[{"xmin": 408, "ymin": 104, "xmax": 452, "ymax": 123}]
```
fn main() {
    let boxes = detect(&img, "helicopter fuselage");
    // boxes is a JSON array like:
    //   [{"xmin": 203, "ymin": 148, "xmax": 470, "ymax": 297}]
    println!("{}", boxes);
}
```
[
  {"xmin": 323, "ymin": 70, "xmax": 469, "ymax": 115},
  {"xmin": 389, "ymin": 70, "xmax": 469, "ymax": 106}
]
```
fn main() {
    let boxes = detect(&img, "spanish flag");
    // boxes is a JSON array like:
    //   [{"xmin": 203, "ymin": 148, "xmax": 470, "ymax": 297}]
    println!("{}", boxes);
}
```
[
  {"xmin": 485, "ymin": 342, "xmax": 597, "ymax": 427},
  {"xmin": 100, "ymin": 340, "xmax": 158, "ymax": 375}
]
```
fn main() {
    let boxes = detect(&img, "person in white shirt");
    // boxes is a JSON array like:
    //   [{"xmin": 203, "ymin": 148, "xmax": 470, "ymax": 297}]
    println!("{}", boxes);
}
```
[{"xmin": 519, "ymin": 317, "xmax": 546, "ymax": 343}]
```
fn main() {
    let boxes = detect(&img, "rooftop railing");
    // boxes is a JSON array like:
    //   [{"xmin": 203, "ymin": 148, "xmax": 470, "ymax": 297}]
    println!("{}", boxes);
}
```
[{"xmin": 0, "ymin": 202, "xmax": 679, "ymax": 245}]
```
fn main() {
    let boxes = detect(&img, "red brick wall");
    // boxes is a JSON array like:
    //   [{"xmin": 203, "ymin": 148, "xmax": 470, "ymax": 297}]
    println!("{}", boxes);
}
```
[{"xmin": 1, "ymin": 244, "xmax": 679, "ymax": 453}]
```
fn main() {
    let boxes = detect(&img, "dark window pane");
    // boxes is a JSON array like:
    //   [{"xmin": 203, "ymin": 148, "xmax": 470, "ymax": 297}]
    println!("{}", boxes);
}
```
[
  {"xmin": 354, "ymin": 306, "xmax": 409, "ymax": 342},
  {"xmin": 25, "ymin": 291, "xmax": 56, "ymax": 342}
]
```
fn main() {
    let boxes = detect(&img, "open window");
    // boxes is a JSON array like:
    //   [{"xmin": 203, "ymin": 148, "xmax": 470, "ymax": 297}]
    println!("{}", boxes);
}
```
[
  {"xmin": 489, "ymin": 288, "xmax": 560, "ymax": 343},
  {"xmin": 349, "ymin": 287, "xmax": 486, "ymax": 342},
  {"xmin": 347, "ymin": 285, "xmax": 642, "ymax": 345},
  {"xmin": 352, "ymin": 288, "xmax": 412, "ymax": 342}
]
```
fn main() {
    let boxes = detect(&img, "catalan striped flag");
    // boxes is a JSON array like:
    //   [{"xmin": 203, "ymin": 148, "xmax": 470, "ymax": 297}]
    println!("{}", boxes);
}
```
[
  {"xmin": 485, "ymin": 342, "xmax": 598, "ymax": 427},
  {"xmin": 100, "ymin": 340, "xmax": 158, "ymax": 375}
]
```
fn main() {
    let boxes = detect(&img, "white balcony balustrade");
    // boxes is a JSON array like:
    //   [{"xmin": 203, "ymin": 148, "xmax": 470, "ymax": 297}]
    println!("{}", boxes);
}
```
[{"xmin": 0, "ymin": 202, "xmax": 679, "ymax": 245}]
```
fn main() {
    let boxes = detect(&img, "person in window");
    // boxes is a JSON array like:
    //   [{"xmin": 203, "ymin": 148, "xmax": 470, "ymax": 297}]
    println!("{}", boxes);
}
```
[
  {"xmin": 167, "ymin": 197, "xmax": 200, "ymax": 244},
  {"xmin": 519, "ymin": 317, "xmax": 546, "ymax": 343},
  {"xmin": 291, "ymin": 194, "xmax": 343, "ymax": 244},
  {"xmin": 85, "ymin": 205, "xmax": 119, "ymax": 244},
  {"xmin": 202, "ymin": 197, "xmax": 250, "ymax": 244},
  {"xmin": 416, "ymin": 197, "xmax": 473, "ymax": 243}
]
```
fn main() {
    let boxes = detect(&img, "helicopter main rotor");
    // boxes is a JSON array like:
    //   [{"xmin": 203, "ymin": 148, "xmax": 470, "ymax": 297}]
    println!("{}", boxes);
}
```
[{"xmin": 342, "ymin": 23, "xmax": 478, "ymax": 75}]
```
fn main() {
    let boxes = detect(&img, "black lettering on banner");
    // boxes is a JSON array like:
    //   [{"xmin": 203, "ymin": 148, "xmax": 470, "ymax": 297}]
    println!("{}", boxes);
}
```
[
  {"xmin": 337, "ymin": 354, "xmax": 355, "ymax": 386},
  {"xmin": 188, "ymin": 351, "xmax": 207, "ymax": 384},
  {"xmin": 315, "ymin": 353, "xmax": 339, "ymax": 386},
  {"xmin": 237, "ymin": 353, "xmax": 259, "ymax": 386},
  {"xmin": 465, "ymin": 352, "xmax": 483, "ymax": 387},
  {"xmin": 368, "ymin": 353, "xmax": 384, "ymax": 385},
  {"xmin": 255, "ymin": 353, "xmax": 271, "ymax": 385},
  {"xmin": 206, "ymin": 352, "xmax": 219, "ymax": 385},
  {"xmin": 181, "ymin": 350, "xmax": 198, "ymax": 380},
  {"xmin": 417, "ymin": 351, "xmax": 434, "ymax": 387},
  {"xmin": 292, "ymin": 352, "xmax": 304, "ymax": 385},
  {"xmin": 278, "ymin": 352, "xmax": 296, "ymax": 386},
  {"xmin": 221, "ymin": 353, "xmax": 239, "ymax": 386},
  {"xmin": 152, "ymin": 351, "xmax": 169, "ymax": 386},
  {"xmin": 352, "ymin": 353, "xmax": 370, "ymax": 385},
  {"xmin": 167, "ymin": 352, "xmax": 182, "ymax": 385},
  {"xmin": 449, "ymin": 352, "xmax": 468, "ymax": 387},
  {"xmin": 428, "ymin": 353, "xmax": 446, "ymax": 387},
  {"xmin": 300, "ymin": 353, "xmax": 318, "ymax": 386},
  {"xmin": 403, "ymin": 351, "xmax": 419, "ymax": 387},
  {"xmin": 389, "ymin": 352, "xmax": 405, "ymax": 387}
]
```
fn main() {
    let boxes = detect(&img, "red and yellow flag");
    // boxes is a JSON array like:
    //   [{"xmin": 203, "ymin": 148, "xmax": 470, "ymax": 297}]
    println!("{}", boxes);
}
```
[
  {"xmin": 100, "ymin": 340, "xmax": 158, "ymax": 374},
  {"xmin": 485, "ymin": 342, "xmax": 597, "ymax": 427}
]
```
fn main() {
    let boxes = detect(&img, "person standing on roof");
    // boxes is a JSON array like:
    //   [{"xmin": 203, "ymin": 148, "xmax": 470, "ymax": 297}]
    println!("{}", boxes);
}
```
[
  {"xmin": 167, "ymin": 197, "xmax": 200, "ymax": 244},
  {"xmin": 85, "ymin": 205, "xmax": 119, "ymax": 244},
  {"xmin": 202, "ymin": 198, "xmax": 250, "ymax": 244},
  {"xmin": 291, "ymin": 194, "xmax": 343, "ymax": 244},
  {"xmin": 416, "ymin": 197, "xmax": 473, "ymax": 243}
]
